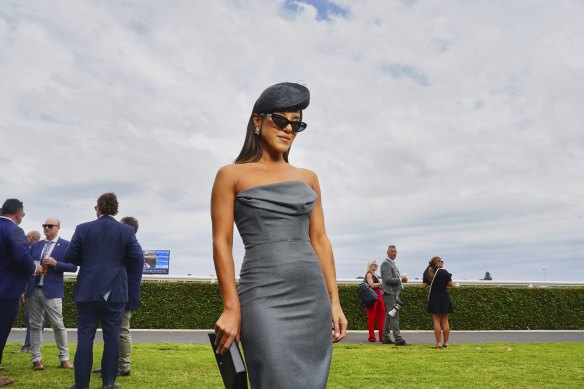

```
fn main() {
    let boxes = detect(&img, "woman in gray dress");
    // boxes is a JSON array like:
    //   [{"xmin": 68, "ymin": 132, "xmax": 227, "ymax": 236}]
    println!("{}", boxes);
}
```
[{"xmin": 211, "ymin": 82, "xmax": 348, "ymax": 388}]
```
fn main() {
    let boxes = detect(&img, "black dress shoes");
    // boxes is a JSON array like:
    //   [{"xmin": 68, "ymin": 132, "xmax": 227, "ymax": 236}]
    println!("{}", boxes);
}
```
[
  {"xmin": 101, "ymin": 383, "xmax": 121, "ymax": 389},
  {"xmin": 381, "ymin": 339, "xmax": 395, "ymax": 344},
  {"xmin": 395, "ymin": 339, "xmax": 408, "ymax": 346},
  {"xmin": 117, "ymin": 370, "xmax": 130, "ymax": 377}
]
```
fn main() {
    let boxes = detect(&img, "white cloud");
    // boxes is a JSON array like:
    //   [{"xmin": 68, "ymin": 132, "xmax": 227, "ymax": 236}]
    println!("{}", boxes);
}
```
[{"xmin": 1, "ymin": 0, "xmax": 582, "ymax": 282}]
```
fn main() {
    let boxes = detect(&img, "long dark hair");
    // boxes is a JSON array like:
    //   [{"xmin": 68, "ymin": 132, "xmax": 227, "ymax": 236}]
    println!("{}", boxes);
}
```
[{"xmin": 234, "ymin": 111, "xmax": 294, "ymax": 164}]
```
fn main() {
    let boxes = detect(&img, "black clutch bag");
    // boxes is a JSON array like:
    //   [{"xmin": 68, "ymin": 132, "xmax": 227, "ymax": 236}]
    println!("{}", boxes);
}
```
[{"xmin": 208, "ymin": 333, "xmax": 248, "ymax": 389}]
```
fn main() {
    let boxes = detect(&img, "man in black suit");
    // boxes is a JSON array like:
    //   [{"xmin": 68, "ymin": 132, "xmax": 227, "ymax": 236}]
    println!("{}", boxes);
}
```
[
  {"xmin": 64, "ymin": 193, "xmax": 143, "ymax": 389},
  {"xmin": 0, "ymin": 199, "xmax": 40, "ymax": 387}
]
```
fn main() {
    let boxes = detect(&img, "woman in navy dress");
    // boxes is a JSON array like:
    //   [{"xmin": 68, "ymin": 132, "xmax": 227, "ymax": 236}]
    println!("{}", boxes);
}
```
[{"xmin": 422, "ymin": 256, "xmax": 454, "ymax": 348}]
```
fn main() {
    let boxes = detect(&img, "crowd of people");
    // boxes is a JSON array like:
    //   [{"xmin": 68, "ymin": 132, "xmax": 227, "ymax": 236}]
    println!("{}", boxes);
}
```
[
  {"xmin": 0, "ymin": 194, "xmax": 144, "ymax": 389},
  {"xmin": 364, "ymin": 245, "xmax": 454, "ymax": 348}
]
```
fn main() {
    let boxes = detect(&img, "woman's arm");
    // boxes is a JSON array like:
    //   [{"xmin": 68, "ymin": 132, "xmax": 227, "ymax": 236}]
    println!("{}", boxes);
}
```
[
  {"xmin": 366, "ymin": 272, "xmax": 381, "ymax": 289},
  {"xmin": 445, "ymin": 269, "xmax": 454, "ymax": 287},
  {"xmin": 306, "ymin": 170, "xmax": 348, "ymax": 342},
  {"xmin": 211, "ymin": 165, "xmax": 240, "ymax": 354}
]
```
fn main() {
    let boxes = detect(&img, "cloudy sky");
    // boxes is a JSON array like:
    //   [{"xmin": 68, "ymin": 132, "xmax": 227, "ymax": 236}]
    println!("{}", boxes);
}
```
[{"xmin": 2, "ymin": 0, "xmax": 582, "ymax": 282}]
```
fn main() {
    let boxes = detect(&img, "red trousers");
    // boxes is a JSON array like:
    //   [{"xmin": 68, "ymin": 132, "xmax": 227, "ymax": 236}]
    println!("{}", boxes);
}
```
[{"xmin": 366, "ymin": 288, "xmax": 386, "ymax": 341}]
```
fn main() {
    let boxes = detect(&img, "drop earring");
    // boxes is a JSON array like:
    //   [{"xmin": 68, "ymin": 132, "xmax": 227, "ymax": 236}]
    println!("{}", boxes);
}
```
[{"xmin": 254, "ymin": 126, "xmax": 260, "ymax": 135}]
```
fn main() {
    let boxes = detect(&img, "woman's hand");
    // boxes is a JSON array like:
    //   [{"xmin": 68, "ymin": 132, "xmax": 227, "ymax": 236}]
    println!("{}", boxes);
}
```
[
  {"xmin": 214, "ymin": 306, "xmax": 241, "ymax": 355},
  {"xmin": 331, "ymin": 302, "xmax": 348, "ymax": 343}
]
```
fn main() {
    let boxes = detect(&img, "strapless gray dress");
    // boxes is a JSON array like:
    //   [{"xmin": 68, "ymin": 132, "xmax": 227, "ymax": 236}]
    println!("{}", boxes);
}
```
[{"xmin": 235, "ymin": 181, "xmax": 332, "ymax": 389}]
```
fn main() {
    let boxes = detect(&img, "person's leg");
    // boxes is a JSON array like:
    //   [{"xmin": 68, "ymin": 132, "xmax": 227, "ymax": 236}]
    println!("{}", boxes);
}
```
[
  {"xmin": 118, "ymin": 309, "xmax": 132, "ymax": 373},
  {"xmin": 389, "ymin": 310, "xmax": 403, "ymax": 342},
  {"xmin": 375, "ymin": 297, "xmax": 386, "ymax": 341},
  {"xmin": 432, "ymin": 314, "xmax": 442, "ymax": 347},
  {"xmin": 366, "ymin": 305, "xmax": 376, "ymax": 341},
  {"xmin": 28, "ymin": 289, "xmax": 45, "ymax": 365},
  {"xmin": 381, "ymin": 294, "xmax": 394, "ymax": 343},
  {"xmin": 23, "ymin": 301, "xmax": 32, "ymax": 349},
  {"xmin": 75, "ymin": 302, "xmax": 99, "ymax": 388},
  {"xmin": 387, "ymin": 294, "xmax": 403, "ymax": 342},
  {"xmin": 100, "ymin": 302, "xmax": 125, "ymax": 387},
  {"xmin": 441, "ymin": 314, "xmax": 450, "ymax": 347},
  {"xmin": 43, "ymin": 297, "xmax": 69, "ymax": 363},
  {"xmin": 0, "ymin": 298, "xmax": 20, "ymax": 366}
]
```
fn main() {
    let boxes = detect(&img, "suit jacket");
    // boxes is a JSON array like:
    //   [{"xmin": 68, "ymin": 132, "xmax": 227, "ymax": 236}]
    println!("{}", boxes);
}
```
[
  {"xmin": 26, "ymin": 237, "xmax": 77, "ymax": 299},
  {"xmin": 381, "ymin": 258, "xmax": 403, "ymax": 297},
  {"xmin": 0, "ymin": 217, "xmax": 36, "ymax": 299},
  {"xmin": 126, "ymin": 243, "xmax": 144, "ymax": 311},
  {"xmin": 64, "ymin": 215, "xmax": 144, "ymax": 303}
]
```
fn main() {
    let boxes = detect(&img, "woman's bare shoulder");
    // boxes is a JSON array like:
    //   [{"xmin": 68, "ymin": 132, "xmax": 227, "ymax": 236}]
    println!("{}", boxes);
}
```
[
  {"xmin": 216, "ymin": 163, "xmax": 265, "ymax": 193},
  {"xmin": 213, "ymin": 164, "xmax": 245, "ymax": 188},
  {"xmin": 217, "ymin": 163, "xmax": 255, "ymax": 175},
  {"xmin": 292, "ymin": 166, "xmax": 320, "ymax": 190},
  {"xmin": 294, "ymin": 166, "xmax": 318, "ymax": 182}
]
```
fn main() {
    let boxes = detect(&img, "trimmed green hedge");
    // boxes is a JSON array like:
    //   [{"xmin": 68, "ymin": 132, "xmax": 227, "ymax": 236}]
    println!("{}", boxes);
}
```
[{"xmin": 14, "ymin": 282, "xmax": 584, "ymax": 330}]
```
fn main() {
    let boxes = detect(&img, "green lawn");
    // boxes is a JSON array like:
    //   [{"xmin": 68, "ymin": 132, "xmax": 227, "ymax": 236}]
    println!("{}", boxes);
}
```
[{"xmin": 2, "ymin": 342, "xmax": 583, "ymax": 388}]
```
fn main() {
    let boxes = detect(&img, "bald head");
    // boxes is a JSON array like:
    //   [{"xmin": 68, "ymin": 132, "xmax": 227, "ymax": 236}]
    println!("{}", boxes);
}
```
[
  {"xmin": 26, "ymin": 230, "xmax": 41, "ymax": 246},
  {"xmin": 42, "ymin": 218, "xmax": 61, "ymax": 240}
]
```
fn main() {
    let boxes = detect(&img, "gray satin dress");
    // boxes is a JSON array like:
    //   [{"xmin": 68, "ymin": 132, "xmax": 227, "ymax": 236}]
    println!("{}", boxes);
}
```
[{"xmin": 235, "ymin": 181, "xmax": 332, "ymax": 389}]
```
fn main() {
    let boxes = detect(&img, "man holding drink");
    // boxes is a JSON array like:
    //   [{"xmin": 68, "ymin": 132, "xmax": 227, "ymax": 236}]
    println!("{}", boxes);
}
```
[{"xmin": 27, "ymin": 218, "xmax": 77, "ymax": 370}]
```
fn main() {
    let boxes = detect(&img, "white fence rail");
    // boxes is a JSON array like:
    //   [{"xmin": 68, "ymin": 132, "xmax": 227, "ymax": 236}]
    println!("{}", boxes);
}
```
[{"xmin": 63, "ymin": 274, "xmax": 583, "ymax": 288}]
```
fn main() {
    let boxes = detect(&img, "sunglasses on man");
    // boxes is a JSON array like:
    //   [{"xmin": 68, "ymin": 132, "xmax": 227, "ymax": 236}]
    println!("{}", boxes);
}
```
[
  {"xmin": 261, "ymin": 113, "xmax": 307, "ymax": 133},
  {"xmin": 42, "ymin": 224, "xmax": 58, "ymax": 229}
]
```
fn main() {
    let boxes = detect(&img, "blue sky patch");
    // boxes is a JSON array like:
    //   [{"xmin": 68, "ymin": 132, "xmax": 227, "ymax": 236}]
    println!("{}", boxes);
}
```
[{"xmin": 284, "ymin": 0, "xmax": 348, "ymax": 20}]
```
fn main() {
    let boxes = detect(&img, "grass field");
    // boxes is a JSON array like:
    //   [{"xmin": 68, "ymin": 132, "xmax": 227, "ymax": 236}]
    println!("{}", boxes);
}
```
[{"xmin": 2, "ymin": 342, "xmax": 583, "ymax": 388}]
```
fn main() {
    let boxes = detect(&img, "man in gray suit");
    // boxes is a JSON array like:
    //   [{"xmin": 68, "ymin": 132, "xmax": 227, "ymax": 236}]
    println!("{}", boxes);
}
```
[{"xmin": 380, "ymin": 245, "xmax": 408, "ymax": 345}]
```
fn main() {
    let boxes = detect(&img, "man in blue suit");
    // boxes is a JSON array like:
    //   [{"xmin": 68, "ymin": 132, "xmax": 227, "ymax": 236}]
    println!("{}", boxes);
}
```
[
  {"xmin": 27, "ymin": 218, "xmax": 77, "ymax": 370},
  {"xmin": 64, "ymin": 193, "xmax": 143, "ymax": 389},
  {"xmin": 92, "ymin": 216, "xmax": 143, "ymax": 377},
  {"xmin": 0, "ymin": 199, "xmax": 41, "ymax": 387}
]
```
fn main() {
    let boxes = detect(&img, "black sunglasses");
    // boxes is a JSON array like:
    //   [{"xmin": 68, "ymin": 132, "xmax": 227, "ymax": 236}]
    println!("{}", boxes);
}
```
[
  {"xmin": 263, "ymin": 113, "xmax": 307, "ymax": 133},
  {"xmin": 42, "ymin": 224, "xmax": 58, "ymax": 229}
]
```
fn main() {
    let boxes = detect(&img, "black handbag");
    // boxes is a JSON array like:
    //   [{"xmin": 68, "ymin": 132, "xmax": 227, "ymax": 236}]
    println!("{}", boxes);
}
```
[
  {"xmin": 357, "ymin": 273, "xmax": 379, "ymax": 308},
  {"xmin": 208, "ymin": 333, "xmax": 248, "ymax": 389}
]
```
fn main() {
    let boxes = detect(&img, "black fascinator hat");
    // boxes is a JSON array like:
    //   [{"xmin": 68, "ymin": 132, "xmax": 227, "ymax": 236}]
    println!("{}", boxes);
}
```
[
  {"xmin": 234, "ymin": 82, "xmax": 310, "ymax": 164},
  {"xmin": 253, "ymin": 82, "xmax": 310, "ymax": 114}
]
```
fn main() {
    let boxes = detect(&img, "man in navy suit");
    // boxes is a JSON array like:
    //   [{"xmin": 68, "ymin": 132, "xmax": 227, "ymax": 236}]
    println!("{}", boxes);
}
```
[
  {"xmin": 94, "ymin": 216, "xmax": 143, "ymax": 377},
  {"xmin": 0, "ymin": 199, "xmax": 41, "ymax": 387},
  {"xmin": 64, "ymin": 193, "xmax": 143, "ymax": 389},
  {"xmin": 27, "ymin": 218, "xmax": 77, "ymax": 370}
]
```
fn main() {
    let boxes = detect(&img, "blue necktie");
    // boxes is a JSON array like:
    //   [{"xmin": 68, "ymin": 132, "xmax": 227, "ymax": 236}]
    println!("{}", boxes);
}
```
[{"xmin": 35, "ymin": 240, "xmax": 53, "ymax": 285}]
